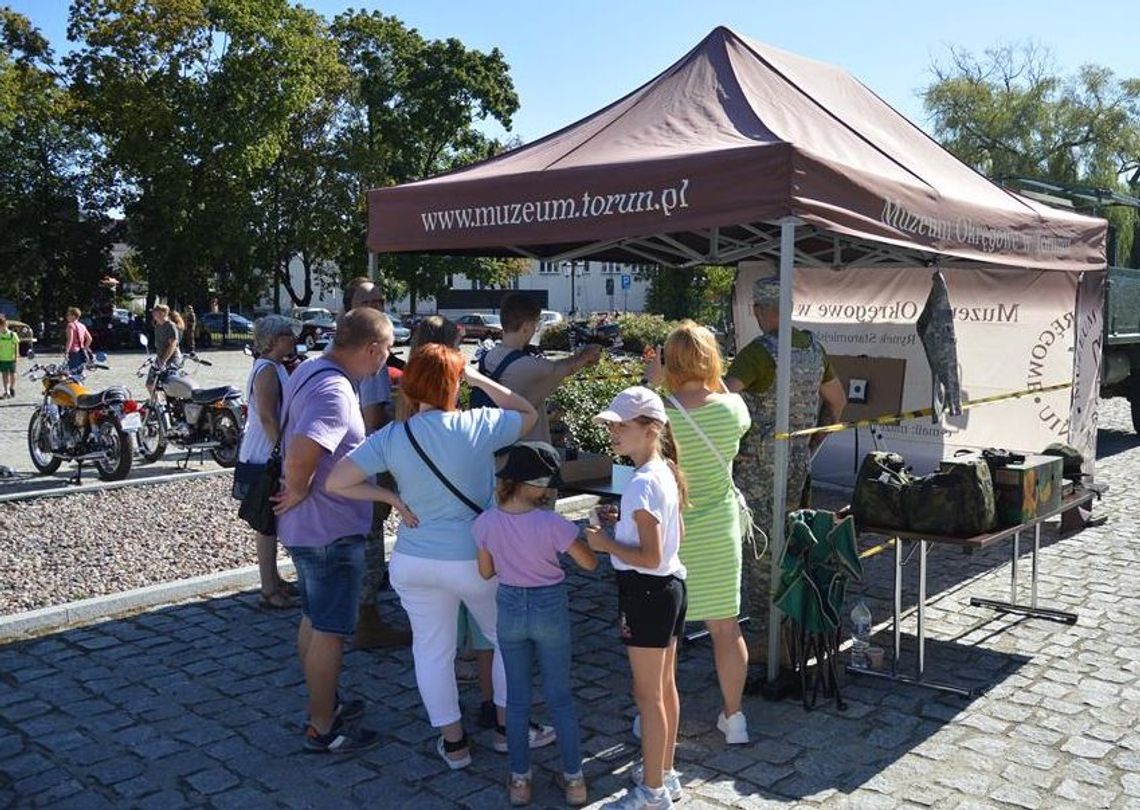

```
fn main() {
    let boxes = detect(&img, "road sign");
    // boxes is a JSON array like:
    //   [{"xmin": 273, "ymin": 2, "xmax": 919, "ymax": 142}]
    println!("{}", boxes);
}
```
[{"xmin": 621, "ymin": 274, "xmax": 632, "ymax": 290}]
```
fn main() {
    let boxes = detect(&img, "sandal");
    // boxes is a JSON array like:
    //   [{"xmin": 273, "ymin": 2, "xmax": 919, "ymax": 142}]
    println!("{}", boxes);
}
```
[{"xmin": 258, "ymin": 590, "xmax": 297, "ymax": 610}]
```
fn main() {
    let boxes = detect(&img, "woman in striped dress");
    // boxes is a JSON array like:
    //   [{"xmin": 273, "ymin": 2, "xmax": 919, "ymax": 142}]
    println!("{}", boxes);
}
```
[{"xmin": 646, "ymin": 320, "xmax": 751, "ymax": 744}]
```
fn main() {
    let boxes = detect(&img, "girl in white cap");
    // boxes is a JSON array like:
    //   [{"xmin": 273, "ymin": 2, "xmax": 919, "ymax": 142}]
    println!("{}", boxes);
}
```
[{"xmin": 586, "ymin": 386, "xmax": 688, "ymax": 810}]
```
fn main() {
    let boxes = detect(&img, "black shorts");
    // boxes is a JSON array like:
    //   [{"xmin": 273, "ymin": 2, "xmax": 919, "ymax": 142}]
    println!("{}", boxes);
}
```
[
  {"xmin": 616, "ymin": 570, "xmax": 687, "ymax": 648},
  {"xmin": 232, "ymin": 461, "xmax": 266, "ymax": 501}
]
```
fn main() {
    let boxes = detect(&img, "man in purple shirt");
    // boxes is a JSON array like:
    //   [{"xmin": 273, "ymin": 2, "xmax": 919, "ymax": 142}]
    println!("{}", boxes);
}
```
[{"xmin": 273, "ymin": 308, "xmax": 393, "ymax": 753}]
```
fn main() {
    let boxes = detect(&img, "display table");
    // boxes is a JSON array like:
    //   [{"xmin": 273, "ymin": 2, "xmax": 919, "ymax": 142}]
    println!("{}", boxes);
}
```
[
  {"xmin": 559, "ymin": 465, "xmax": 635, "ymax": 499},
  {"xmin": 851, "ymin": 488, "xmax": 1099, "ymax": 698}
]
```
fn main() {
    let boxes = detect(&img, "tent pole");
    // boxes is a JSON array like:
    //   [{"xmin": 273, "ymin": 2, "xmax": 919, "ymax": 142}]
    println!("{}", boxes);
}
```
[
  {"xmin": 368, "ymin": 251, "xmax": 378, "ymax": 284},
  {"xmin": 767, "ymin": 217, "xmax": 799, "ymax": 683}
]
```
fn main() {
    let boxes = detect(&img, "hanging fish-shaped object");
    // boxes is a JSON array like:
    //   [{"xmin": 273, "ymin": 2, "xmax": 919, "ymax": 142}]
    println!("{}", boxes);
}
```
[{"xmin": 915, "ymin": 270, "xmax": 963, "ymax": 421}]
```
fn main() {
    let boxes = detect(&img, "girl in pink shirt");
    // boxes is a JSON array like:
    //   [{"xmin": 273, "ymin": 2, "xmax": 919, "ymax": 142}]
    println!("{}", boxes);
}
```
[{"xmin": 474, "ymin": 441, "xmax": 597, "ymax": 807}]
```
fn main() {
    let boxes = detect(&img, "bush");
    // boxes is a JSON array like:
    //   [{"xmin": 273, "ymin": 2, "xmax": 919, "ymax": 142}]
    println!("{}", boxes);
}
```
[
  {"xmin": 539, "ymin": 321, "xmax": 570, "ymax": 351},
  {"xmin": 548, "ymin": 355, "xmax": 642, "ymax": 457},
  {"xmin": 615, "ymin": 312, "xmax": 676, "ymax": 356}
]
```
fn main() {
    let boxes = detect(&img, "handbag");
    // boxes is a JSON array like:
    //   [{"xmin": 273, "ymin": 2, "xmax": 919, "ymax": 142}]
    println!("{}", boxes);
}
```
[
  {"xmin": 665, "ymin": 394, "xmax": 763, "ymax": 558},
  {"xmin": 404, "ymin": 420, "xmax": 484, "ymax": 515},
  {"xmin": 237, "ymin": 365, "xmax": 350, "ymax": 535}
]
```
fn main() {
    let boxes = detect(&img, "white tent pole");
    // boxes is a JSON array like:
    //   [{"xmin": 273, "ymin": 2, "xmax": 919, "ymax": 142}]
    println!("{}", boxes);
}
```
[
  {"xmin": 368, "ymin": 251, "xmax": 378, "ymax": 283},
  {"xmin": 767, "ymin": 216, "xmax": 799, "ymax": 683}
]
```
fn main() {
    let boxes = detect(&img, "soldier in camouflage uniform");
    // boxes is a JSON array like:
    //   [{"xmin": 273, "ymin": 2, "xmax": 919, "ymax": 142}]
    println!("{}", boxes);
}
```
[{"xmin": 726, "ymin": 276, "xmax": 847, "ymax": 665}]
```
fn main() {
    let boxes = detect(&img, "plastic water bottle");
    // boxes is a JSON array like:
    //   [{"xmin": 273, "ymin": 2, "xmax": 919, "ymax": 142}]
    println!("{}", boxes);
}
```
[{"xmin": 850, "ymin": 599, "xmax": 872, "ymax": 669}]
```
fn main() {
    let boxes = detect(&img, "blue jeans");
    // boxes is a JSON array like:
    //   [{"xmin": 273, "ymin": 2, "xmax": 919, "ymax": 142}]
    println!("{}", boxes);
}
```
[
  {"xmin": 289, "ymin": 535, "xmax": 365, "ymax": 636},
  {"xmin": 496, "ymin": 582, "xmax": 581, "ymax": 776}
]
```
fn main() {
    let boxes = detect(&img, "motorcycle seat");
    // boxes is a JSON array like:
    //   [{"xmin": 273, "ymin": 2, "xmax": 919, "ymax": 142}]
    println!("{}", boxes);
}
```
[
  {"xmin": 191, "ymin": 385, "xmax": 241, "ymax": 404},
  {"xmin": 77, "ymin": 386, "xmax": 129, "ymax": 409}
]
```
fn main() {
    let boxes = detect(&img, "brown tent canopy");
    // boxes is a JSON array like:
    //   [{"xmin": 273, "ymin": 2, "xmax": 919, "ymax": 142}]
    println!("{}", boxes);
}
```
[{"xmin": 367, "ymin": 26, "xmax": 1105, "ymax": 272}]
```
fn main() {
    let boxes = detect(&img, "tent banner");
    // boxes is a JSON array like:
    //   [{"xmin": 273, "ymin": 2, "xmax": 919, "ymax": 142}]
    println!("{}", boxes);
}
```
[
  {"xmin": 1069, "ymin": 271, "xmax": 1105, "ymax": 479},
  {"xmin": 734, "ymin": 262, "xmax": 1082, "ymax": 487}
]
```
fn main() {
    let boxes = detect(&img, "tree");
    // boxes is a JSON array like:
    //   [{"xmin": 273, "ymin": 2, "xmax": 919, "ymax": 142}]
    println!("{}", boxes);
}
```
[
  {"xmin": 329, "ymin": 11, "xmax": 524, "ymax": 306},
  {"xmin": 65, "ymin": 0, "xmax": 345, "ymax": 309},
  {"xmin": 642, "ymin": 264, "xmax": 735, "ymax": 326},
  {"xmin": 0, "ymin": 8, "xmax": 109, "ymax": 326},
  {"xmin": 924, "ymin": 43, "xmax": 1140, "ymax": 264}
]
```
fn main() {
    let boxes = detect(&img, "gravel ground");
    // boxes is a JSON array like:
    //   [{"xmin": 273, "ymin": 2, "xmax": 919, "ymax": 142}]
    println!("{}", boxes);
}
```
[{"xmin": 0, "ymin": 475, "xmax": 267, "ymax": 615}]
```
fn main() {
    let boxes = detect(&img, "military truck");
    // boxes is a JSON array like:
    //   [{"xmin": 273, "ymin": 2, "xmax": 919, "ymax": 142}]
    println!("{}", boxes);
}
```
[
  {"xmin": 1101, "ymin": 266, "xmax": 1140, "ymax": 430},
  {"xmin": 1004, "ymin": 179, "xmax": 1140, "ymax": 431}
]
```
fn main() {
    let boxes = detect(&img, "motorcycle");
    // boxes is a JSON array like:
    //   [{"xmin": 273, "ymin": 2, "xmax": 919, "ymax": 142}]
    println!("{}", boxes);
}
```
[
  {"xmin": 25, "ymin": 354, "xmax": 142, "ymax": 483},
  {"xmin": 135, "ymin": 335, "xmax": 245, "ymax": 467}
]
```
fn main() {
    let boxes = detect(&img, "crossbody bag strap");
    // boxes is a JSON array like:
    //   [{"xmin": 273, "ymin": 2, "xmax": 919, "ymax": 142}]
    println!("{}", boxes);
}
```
[
  {"xmin": 404, "ymin": 419, "xmax": 484, "ymax": 515},
  {"xmin": 273, "ymin": 366, "xmax": 351, "ymax": 459},
  {"xmin": 665, "ymin": 393, "xmax": 731, "ymax": 474}
]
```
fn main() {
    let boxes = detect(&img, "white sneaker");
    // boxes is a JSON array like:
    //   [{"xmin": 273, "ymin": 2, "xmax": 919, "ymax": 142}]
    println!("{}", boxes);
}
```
[
  {"xmin": 717, "ymin": 710, "xmax": 749, "ymax": 745},
  {"xmin": 630, "ymin": 760, "xmax": 684, "ymax": 802},
  {"xmin": 604, "ymin": 783, "xmax": 674, "ymax": 809}
]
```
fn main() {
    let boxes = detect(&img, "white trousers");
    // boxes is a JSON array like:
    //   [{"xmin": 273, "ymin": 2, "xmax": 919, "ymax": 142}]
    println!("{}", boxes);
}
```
[{"xmin": 389, "ymin": 551, "xmax": 506, "ymax": 727}]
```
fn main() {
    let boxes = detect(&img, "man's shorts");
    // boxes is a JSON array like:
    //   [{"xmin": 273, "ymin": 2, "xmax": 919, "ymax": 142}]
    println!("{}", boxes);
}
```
[
  {"xmin": 616, "ymin": 570, "xmax": 687, "ymax": 648},
  {"xmin": 288, "ymin": 535, "xmax": 366, "ymax": 636},
  {"xmin": 0, "ymin": 360, "xmax": 15, "ymax": 374}
]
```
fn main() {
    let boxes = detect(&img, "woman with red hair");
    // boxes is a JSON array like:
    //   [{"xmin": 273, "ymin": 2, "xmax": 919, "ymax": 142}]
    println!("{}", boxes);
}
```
[{"xmin": 327, "ymin": 343, "xmax": 537, "ymax": 770}]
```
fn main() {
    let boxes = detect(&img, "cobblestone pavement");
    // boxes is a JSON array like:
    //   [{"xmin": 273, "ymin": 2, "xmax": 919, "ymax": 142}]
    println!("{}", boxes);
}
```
[{"xmin": 2, "ymin": 399, "xmax": 1139, "ymax": 808}]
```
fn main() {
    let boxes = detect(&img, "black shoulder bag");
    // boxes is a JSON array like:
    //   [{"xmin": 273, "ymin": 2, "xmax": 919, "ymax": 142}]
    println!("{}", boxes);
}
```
[
  {"xmin": 403, "ymin": 420, "xmax": 483, "ymax": 515},
  {"xmin": 238, "ymin": 366, "xmax": 350, "ymax": 534}
]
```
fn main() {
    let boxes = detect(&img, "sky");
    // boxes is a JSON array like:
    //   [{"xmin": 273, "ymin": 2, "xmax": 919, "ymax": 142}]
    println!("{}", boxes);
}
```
[{"xmin": 9, "ymin": 0, "xmax": 1140, "ymax": 145}]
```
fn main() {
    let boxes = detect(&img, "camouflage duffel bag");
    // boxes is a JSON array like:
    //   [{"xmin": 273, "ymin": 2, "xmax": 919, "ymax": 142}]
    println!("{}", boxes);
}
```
[
  {"xmin": 902, "ymin": 456, "xmax": 996, "ymax": 537},
  {"xmin": 852, "ymin": 451, "xmax": 911, "ymax": 531}
]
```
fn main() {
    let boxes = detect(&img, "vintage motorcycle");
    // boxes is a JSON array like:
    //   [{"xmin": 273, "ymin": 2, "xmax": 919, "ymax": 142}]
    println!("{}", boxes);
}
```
[
  {"xmin": 25, "ymin": 354, "xmax": 142, "ymax": 482},
  {"xmin": 135, "ymin": 335, "xmax": 245, "ymax": 467}
]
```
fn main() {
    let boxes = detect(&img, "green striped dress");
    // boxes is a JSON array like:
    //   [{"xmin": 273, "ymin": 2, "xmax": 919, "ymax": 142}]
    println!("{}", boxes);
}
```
[{"xmin": 669, "ymin": 394, "xmax": 751, "ymax": 621}]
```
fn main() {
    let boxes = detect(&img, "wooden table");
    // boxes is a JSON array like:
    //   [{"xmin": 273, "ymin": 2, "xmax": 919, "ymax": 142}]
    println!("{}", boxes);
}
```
[{"xmin": 851, "ymin": 488, "xmax": 1099, "ymax": 698}]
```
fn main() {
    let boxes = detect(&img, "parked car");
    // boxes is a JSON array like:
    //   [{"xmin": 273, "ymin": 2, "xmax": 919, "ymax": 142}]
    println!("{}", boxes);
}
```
[
  {"xmin": 6, "ymin": 320, "xmax": 37, "ymax": 356},
  {"xmin": 390, "ymin": 317, "xmax": 411, "ymax": 345},
  {"xmin": 539, "ymin": 309, "xmax": 564, "ymax": 328},
  {"xmin": 455, "ymin": 313, "xmax": 503, "ymax": 341},
  {"xmin": 197, "ymin": 312, "xmax": 254, "ymax": 346},
  {"xmin": 293, "ymin": 307, "xmax": 336, "ymax": 327}
]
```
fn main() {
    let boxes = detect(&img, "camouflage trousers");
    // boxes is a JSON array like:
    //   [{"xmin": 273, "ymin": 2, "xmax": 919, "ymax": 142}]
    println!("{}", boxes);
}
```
[
  {"xmin": 735, "ymin": 440, "xmax": 812, "ymax": 655},
  {"xmin": 359, "ymin": 473, "xmax": 396, "ymax": 607}
]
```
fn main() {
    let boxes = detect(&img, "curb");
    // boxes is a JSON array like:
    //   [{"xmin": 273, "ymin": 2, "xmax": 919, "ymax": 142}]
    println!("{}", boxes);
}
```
[
  {"xmin": 0, "ymin": 467, "xmax": 232, "ymax": 504},
  {"xmin": 0, "ymin": 493, "xmax": 600, "ymax": 641},
  {"xmin": 0, "ymin": 561, "xmax": 295, "ymax": 642}
]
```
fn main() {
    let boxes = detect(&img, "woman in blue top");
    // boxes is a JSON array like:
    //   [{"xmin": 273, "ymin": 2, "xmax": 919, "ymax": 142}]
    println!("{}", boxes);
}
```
[{"xmin": 327, "ymin": 342, "xmax": 537, "ymax": 771}]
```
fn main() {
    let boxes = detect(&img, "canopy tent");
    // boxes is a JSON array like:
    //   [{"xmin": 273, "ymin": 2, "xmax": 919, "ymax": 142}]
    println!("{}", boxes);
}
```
[
  {"xmin": 366, "ymin": 26, "xmax": 1107, "ymax": 680},
  {"xmin": 368, "ymin": 26, "xmax": 1103, "ymax": 272}
]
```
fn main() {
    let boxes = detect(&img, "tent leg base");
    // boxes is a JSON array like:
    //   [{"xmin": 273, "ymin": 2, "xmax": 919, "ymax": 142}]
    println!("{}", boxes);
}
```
[{"xmin": 969, "ymin": 597, "xmax": 1077, "ymax": 625}]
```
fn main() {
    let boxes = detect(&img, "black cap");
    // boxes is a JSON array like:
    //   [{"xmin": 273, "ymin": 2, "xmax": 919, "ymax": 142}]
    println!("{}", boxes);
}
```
[{"xmin": 496, "ymin": 441, "xmax": 563, "ymax": 488}]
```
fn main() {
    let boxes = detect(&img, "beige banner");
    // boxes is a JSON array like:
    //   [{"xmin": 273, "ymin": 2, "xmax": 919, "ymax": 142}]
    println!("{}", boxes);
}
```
[{"xmin": 734, "ymin": 262, "xmax": 1081, "ymax": 487}]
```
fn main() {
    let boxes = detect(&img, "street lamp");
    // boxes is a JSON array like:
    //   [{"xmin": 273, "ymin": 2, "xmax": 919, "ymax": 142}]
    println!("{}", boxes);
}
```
[{"xmin": 562, "ymin": 260, "xmax": 577, "ymax": 316}]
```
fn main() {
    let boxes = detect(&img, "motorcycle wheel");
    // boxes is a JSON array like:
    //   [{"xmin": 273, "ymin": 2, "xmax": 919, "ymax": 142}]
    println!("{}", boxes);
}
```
[
  {"xmin": 94, "ymin": 420, "xmax": 134, "ymax": 481},
  {"xmin": 27, "ymin": 408, "xmax": 62, "ymax": 475},
  {"xmin": 210, "ymin": 410, "xmax": 241, "ymax": 468},
  {"xmin": 138, "ymin": 405, "xmax": 167, "ymax": 463}
]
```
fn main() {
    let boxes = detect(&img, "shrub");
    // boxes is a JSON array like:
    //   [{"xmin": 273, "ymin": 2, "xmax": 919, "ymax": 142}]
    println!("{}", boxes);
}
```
[
  {"xmin": 539, "ymin": 321, "xmax": 570, "ymax": 351},
  {"xmin": 615, "ymin": 312, "xmax": 675, "ymax": 355},
  {"xmin": 548, "ymin": 355, "xmax": 642, "ymax": 457}
]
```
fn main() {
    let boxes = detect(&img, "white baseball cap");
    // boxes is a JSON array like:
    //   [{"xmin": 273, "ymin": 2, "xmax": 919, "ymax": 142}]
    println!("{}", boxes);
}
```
[{"xmin": 594, "ymin": 386, "xmax": 668, "ymax": 424}]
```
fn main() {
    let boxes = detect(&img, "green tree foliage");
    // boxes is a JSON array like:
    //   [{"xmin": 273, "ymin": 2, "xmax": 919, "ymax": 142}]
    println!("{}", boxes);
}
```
[
  {"xmin": 642, "ymin": 264, "xmax": 735, "ymax": 326},
  {"xmin": 924, "ymin": 43, "xmax": 1140, "ymax": 265},
  {"xmin": 66, "ymin": 0, "xmax": 346, "ymax": 309},
  {"xmin": 330, "ymin": 10, "xmax": 524, "ymax": 306},
  {"xmin": 0, "ymin": 8, "xmax": 110, "ymax": 325}
]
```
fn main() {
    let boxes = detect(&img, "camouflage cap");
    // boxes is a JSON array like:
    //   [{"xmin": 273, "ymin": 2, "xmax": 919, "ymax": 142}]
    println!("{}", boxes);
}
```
[{"xmin": 751, "ymin": 275, "xmax": 782, "ymax": 306}]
